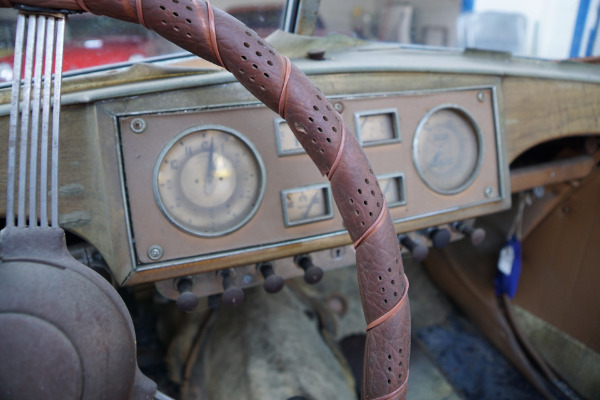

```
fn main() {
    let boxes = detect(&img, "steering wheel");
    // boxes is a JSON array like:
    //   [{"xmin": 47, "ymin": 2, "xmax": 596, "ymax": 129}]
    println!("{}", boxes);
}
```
[{"xmin": 0, "ymin": 1, "xmax": 411, "ymax": 399}]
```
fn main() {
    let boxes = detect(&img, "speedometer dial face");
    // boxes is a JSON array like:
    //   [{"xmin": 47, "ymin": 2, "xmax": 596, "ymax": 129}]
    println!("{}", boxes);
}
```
[
  {"xmin": 413, "ymin": 105, "xmax": 483, "ymax": 195},
  {"xmin": 154, "ymin": 125, "xmax": 265, "ymax": 237}
]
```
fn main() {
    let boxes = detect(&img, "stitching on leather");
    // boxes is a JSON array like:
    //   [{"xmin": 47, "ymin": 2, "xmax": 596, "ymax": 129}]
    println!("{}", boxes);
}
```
[
  {"xmin": 354, "ymin": 198, "xmax": 387, "ymax": 249},
  {"xmin": 366, "ymin": 273, "xmax": 408, "ymax": 331},
  {"xmin": 327, "ymin": 123, "xmax": 346, "ymax": 180},
  {"xmin": 135, "ymin": 0, "xmax": 148, "ymax": 29},
  {"xmin": 75, "ymin": 0, "xmax": 92, "ymax": 13},
  {"xmin": 278, "ymin": 55, "xmax": 291, "ymax": 118},
  {"xmin": 206, "ymin": 0, "xmax": 228, "ymax": 70},
  {"xmin": 371, "ymin": 370, "xmax": 409, "ymax": 400}
]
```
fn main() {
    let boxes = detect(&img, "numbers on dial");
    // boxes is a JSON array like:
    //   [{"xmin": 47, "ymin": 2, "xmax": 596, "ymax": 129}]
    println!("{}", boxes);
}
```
[{"xmin": 154, "ymin": 125, "xmax": 265, "ymax": 237}]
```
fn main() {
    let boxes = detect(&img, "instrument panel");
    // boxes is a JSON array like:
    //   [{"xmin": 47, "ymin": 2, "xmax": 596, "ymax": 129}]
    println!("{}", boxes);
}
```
[{"xmin": 119, "ymin": 86, "xmax": 509, "ymax": 275}]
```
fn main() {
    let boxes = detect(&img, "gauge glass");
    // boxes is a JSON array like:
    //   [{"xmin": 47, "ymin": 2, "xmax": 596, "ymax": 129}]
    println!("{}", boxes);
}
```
[
  {"xmin": 281, "ymin": 184, "xmax": 333, "ymax": 227},
  {"xmin": 413, "ymin": 106, "xmax": 482, "ymax": 194},
  {"xmin": 154, "ymin": 125, "xmax": 265, "ymax": 237},
  {"xmin": 275, "ymin": 118, "xmax": 305, "ymax": 156},
  {"xmin": 378, "ymin": 173, "xmax": 406, "ymax": 207},
  {"xmin": 355, "ymin": 109, "xmax": 401, "ymax": 146}
]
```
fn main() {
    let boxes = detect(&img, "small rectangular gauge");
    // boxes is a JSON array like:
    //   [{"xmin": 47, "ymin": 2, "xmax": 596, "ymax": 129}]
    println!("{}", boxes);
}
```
[
  {"xmin": 281, "ymin": 183, "xmax": 334, "ymax": 227},
  {"xmin": 377, "ymin": 173, "xmax": 406, "ymax": 208},
  {"xmin": 354, "ymin": 108, "xmax": 401, "ymax": 146},
  {"xmin": 274, "ymin": 117, "xmax": 305, "ymax": 156}
]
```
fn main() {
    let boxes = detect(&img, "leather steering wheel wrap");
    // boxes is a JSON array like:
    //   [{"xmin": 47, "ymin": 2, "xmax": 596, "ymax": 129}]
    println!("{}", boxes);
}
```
[{"xmin": 0, "ymin": 1, "xmax": 411, "ymax": 398}]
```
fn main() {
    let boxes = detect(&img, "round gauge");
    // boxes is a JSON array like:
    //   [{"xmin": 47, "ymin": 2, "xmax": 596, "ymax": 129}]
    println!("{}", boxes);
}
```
[
  {"xmin": 413, "ymin": 105, "xmax": 483, "ymax": 195},
  {"xmin": 153, "ymin": 125, "xmax": 266, "ymax": 237}
]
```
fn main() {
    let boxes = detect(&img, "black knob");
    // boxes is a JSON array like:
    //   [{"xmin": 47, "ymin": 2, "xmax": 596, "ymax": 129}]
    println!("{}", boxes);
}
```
[
  {"xmin": 258, "ymin": 263, "xmax": 285, "ymax": 294},
  {"xmin": 175, "ymin": 278, "xmax": 199, "ymax": 313},
  {"xmin": 428, "ymin": 228, "xmax": 451, "ymax": 249},
  {"xmin": 398, "ymin": 235, "xmax": 429, "ymax": 262},
  {"xmin": 220, "ymin": 270, "xmax": 244, "ymax": 306},
  {"xmin": 295, "ymin": 255, "xmax": 323, "ymax": 284},
  {"xmin": 453, "ymin": 222, "xmax": 486, "ymax": 246}
]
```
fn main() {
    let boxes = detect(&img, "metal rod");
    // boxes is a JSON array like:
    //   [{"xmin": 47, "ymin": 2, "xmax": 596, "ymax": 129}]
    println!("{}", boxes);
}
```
[
  {"xmin": 28, "ymin": 16, "xmax": 47, "ymax": 226},
  {"xmin": 51, "ymin": 17, "xmax": 65, "ymax": 228},
  {"xmin": 17, "ymin": 15, "xmax": 37, "ymax": 227},
  {"xmin": 40, "ymin": 17, "xmax": 56, "ymax": 227},
  {"xmin": 6, "ymin": 14, "xmax": 26, "ymax": 227}
]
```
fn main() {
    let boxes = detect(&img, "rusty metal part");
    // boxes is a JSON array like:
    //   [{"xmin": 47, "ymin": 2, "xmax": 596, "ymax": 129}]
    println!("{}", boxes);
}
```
[{"xmin": 0, "ymin": 226, "xmax": 156, "ymax": 400}]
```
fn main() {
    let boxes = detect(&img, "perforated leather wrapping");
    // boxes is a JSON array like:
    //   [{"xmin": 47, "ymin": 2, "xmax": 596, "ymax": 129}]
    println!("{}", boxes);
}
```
[{"xmin": 0, "ymin": 1, "xmax": 411, "ymax": 398}]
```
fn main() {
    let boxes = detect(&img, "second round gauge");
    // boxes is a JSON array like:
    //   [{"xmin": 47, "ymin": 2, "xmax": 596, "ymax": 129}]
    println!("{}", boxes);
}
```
[
  {"xmin": 413, "ymin": 105, "xmax": 483, "ymax": 195},
  {"xmin": 154, "ymin": 125, "xmax": 265, "ymax": 237}
]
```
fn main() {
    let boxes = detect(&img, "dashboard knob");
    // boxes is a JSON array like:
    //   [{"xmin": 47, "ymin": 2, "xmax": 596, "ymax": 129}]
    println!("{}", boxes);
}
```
[
  {"xmin": 220, "ymin": 270, "xmax": 244, "ymax": 306},
  {"xmin": 258, "ymin": 262, "xmax": 285, "ymax": 294},
  {"xmin": 175, "ymin": 277, "xmax": 199, "ymax": 313},
  {"xmin": 295, "ymin": 255, "xmax": 323, "ymax": 284},
  {"xmin": 428, "ymin": 228, "xmax": 451, "ymax": 249},
  {"xmin": 453, "ymin": 222, "xmax": 486, "ymax": 246},
  {"xmin": 398, "ymin": 235, "xmax": 429, "ymax": 262}
]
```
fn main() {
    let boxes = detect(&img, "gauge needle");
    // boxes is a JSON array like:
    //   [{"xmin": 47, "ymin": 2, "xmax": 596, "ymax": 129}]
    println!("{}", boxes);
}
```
[
  {"xmin": 302, "ymin": 192, "xmax": 321, "ymax": 219},
  {"xmin": 204, "ymin": 138, "xmax": 215, "ymax": 195}
]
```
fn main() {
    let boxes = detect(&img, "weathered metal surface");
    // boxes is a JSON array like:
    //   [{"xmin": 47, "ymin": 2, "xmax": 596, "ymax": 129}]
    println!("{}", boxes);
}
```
[{"xmin": 0, "ymin": 226, "xmax": 156, "ymax": 399}]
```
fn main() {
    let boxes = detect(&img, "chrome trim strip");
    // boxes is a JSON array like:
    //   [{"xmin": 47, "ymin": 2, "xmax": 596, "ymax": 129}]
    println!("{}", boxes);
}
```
[
  {"xmin": 51, "ymin": 17, "xmax": 65, "ymax": 227},
  {"xmin": 39, "ymin": 17, "xmax": 56, "ymax": 227},
  {"xmin": 17, "ymin": 15, "xmax": 37, "ymax": 227},
  {"xmin": 28, "ymin": 16, "xmax": 46, "ymax": 225},
  {"xmin": 6, "ymin": 13, "xmax": 26, "ymax": 227}
]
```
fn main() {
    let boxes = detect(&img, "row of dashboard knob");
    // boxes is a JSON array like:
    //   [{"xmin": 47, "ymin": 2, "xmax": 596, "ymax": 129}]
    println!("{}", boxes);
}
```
[
  {"xmin": 174, "ymin": 221, "xmax": 485, "ymax": 312},
  {"xmin": 400, "ymin": 222, "xmax": 486, "ymax": 262},
  {"xmin": 175, "ymin": 255, "xmax": 324, "ymax": 312}
]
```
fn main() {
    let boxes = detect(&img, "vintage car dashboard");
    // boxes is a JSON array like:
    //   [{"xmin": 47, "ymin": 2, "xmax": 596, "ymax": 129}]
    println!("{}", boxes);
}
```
[{"xmin": 1, "ymin": 42, "xmax": 599, "ymax": 301}]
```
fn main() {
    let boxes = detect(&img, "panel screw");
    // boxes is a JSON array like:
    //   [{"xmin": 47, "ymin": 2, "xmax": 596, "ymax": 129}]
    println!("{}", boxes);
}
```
[
  {"xmin": 147, "ymin": 244, "xmax": 163, "ymax": 260},
  {"xmin": 477, "ymin": 91, "xmax": 485, "ymax": 103},
  {"xmin": 334, "ymin": 102, "xmax": 344, "ymax": 113},
  {"xmin": 484, "ymin": 186, "xmax": 494, "ymax": 197},
  {"xmin": 130, "ymin": 118, "xmax": 147, "ymax": 133}
]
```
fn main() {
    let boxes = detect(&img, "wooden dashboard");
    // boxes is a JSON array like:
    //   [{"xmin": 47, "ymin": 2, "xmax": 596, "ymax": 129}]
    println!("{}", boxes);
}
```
[{"xmin": 1, "ymin": 46, "xmax": 599, "ymax": 291}]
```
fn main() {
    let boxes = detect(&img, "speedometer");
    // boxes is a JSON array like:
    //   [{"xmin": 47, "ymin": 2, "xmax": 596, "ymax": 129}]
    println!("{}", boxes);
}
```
[
  {"xmin": 153, "ymin": 125, "xmax": 266, "ymax": 237},
  {"xmin": 413, "ymin": 105, "xmax": 483, "ymax": 195}
]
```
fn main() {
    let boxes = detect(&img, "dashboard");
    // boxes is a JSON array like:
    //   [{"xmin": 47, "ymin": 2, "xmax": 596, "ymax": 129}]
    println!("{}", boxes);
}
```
[{"xmin": 1, "ymin": 43, "xmax": 598, "ymax": 301}]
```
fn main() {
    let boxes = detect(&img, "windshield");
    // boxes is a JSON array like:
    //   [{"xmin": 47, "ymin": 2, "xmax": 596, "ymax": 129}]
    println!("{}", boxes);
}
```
[{"xmin": 0, "ymin": 0, "xmax": 598, "ymax": 82}]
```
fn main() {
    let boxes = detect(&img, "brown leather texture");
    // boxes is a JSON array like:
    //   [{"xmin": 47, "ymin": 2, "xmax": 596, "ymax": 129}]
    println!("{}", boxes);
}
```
[{"xmin": 1, "ymin": 1, "xmax": 411, "ymax": 398}]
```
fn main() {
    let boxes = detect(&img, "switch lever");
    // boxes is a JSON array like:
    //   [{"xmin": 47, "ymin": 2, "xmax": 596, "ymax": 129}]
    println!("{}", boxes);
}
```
[
  {"xmin": 294, "ymin": 255, "xmax": 323, "ymax": 284},
  {"xmin": 452, "ymin": 221, "xmax": 486, "ymax": 246},
  {"xmin": 176, "ymin": 277, "xmax": 199, "ymax": 313},
  {"xmin": 219, "ymin": 270, "xmax": 244, "ymax": 306},
  {"xmin": 258, "ymin": 262, "xmax": 285, "ymax": 294},
  {"xmin": 427, "ymin": 227, "xmax": 451, "ymax": 249},
  {"xmin": 398, "ymin": 235, "xmax": 429, "ymax": 262}
]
